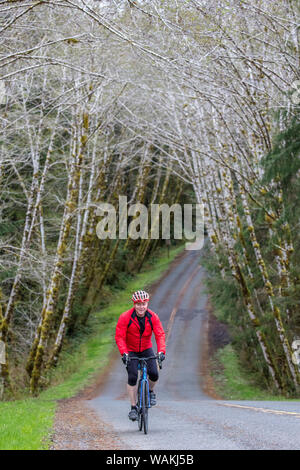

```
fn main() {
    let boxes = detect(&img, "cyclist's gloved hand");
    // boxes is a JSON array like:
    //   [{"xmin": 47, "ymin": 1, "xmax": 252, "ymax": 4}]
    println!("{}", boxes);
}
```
[
  {"xmin": 158, "ymin": 352, "xmax": 165, "ymax": 362},
  {"xmin": 122, "ymin": 353, "xmax": 129, "ymax": 365}
]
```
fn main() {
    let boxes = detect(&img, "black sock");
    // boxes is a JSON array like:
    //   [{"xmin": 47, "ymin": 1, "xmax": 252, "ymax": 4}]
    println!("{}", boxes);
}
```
[{"xmin": 131, "ymin": 405, "xmax": 137, "ymax": 410}]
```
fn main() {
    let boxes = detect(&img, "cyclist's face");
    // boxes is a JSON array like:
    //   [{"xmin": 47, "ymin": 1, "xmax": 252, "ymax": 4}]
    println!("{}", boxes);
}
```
[{"xmin": 135, "ymin": 301, "xmax": 149, "ymax": 316}]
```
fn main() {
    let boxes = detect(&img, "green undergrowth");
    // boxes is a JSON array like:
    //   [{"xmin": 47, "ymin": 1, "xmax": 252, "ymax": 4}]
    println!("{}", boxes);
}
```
[
  {"xmin": 201, "ymin": 245, "xmax": 298, "ymax": 401},
  {"xmin": 0, "ymin": 243, "xmax": 184, "ymax": 450},
  {"xmin": 211, "ymin": 344, "xmax": 296, "ymax": 401},
  {"xmin": 0, "ymin": 399, "xmax": 55, "ymax": 450}
]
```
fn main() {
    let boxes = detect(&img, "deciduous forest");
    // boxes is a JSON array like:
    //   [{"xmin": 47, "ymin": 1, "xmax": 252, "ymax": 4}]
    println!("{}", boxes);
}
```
[{"xmin": 0, "ymin": 0, "xmax": 300, "ymax": 399}]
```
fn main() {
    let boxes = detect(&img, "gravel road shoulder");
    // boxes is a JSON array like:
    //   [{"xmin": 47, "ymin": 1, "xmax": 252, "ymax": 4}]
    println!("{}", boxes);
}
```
[{"xmin": 50, "ymin": 395, "xmax": 128, "ymax": 450}]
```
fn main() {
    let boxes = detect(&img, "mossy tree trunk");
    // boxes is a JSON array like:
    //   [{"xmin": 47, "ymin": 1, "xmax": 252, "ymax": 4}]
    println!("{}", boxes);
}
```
[
  {"xmin": 28, "ymin": 108, "xmax": 89, "ymax": 394},
  {"xmin": 47, "ymin": 131, "xmax": 104, "ymax": 368},
  {"xmin": 135, "ymin": 159, "xmax": 172, "ymax": 272},
  {"xmin": 217, "ymin": 161, "xmax": 283, "ymax": 391},
  {"xmin": 2, "ymin": 108, "xmax": 62, "ymax": 393},
  {"xmin": 239, "ymin": 182, "xmax": 300, "ymax": 390}
]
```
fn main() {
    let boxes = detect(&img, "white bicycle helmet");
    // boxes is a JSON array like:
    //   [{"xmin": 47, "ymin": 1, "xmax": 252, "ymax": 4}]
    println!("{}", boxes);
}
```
[{"xmin": 132, "ymin": 290, "xmax": 150, "ymax": 303}]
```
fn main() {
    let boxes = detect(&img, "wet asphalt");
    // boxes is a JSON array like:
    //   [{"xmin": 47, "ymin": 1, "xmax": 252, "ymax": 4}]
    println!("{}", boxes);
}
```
[{"xmin": 88, "ymin": 250, "xmax": 300, "ymax": 450}]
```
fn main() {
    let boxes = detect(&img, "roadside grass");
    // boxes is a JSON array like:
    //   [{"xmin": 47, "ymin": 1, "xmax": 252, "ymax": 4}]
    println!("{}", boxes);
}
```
[
  {"xmin": 211, "ymin": 344, "xmax": 296, "ymax": 401},
  {"xmin": 0, "ymin": 399, "xmax": 56, "ymax": 450},
  {"xmin": 0, "ymin": 244, "xmax": 185, "ymax": 450}
]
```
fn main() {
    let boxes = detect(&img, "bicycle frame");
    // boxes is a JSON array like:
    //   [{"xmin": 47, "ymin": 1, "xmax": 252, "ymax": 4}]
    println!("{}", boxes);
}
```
[
  {"xmin": 126, "ymin": 354, "xmax": 162, "ymax": 434},
  {"xmin": 129, "ymin": 355, "xmax": 161, "ymax": 404},
  {"xmin": 137, "ymin": 360, "xmax": 151, "ymax": 409}
]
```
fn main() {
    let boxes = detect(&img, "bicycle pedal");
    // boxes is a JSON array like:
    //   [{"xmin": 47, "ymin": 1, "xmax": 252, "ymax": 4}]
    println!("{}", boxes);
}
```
[{"xmin": 128, "ymin": 409, "xmax": 138, "ymax": 421}]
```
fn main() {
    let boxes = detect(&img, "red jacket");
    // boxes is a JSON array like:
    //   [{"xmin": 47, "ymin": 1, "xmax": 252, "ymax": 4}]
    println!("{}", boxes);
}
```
[{"xmin": 115, "ymin": 307, "xmax": 166, "ymax": 355}]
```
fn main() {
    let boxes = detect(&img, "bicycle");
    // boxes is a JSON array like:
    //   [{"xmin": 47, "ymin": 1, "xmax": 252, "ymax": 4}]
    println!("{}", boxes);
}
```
[{"xmin": 127, "ymin": 354, "xmax": 162, "ymax": 434}]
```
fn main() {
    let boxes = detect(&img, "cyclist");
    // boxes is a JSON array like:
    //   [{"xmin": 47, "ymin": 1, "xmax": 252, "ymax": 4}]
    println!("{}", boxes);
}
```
[{"xmin": 115, "ymin": 290, "xmax": 166, "ymax": 421}]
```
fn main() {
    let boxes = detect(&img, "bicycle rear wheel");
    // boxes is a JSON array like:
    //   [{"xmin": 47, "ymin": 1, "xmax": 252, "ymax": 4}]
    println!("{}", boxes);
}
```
[{"xmin": 142, "ymin": 380, "xmax": 149, "ymax": 434}]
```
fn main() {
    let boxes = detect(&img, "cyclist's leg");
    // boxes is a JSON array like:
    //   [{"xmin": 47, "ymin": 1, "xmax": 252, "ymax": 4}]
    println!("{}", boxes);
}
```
[
  {"xmin": 142, "ymin": 348, "xmax": 159, "ymax": 388},
  {"xmin": 127, "ymin": 384, "xmax": 138, "ymax": 407},
  {"xmin": 127, "ymin": 352, "xmax": 139, "ymax": 406}
]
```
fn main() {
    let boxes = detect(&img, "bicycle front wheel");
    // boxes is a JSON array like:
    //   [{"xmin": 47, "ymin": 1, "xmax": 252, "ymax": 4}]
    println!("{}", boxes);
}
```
[
  {"xmin": 138, "ymin": 381, "xmax": 143, "ymax": 431},
  {"xmin": 142, "ymin": 380, "xmax": 149, "ymax": 434}
]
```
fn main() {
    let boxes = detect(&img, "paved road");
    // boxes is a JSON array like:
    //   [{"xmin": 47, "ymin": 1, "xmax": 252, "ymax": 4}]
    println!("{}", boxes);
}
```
[{"xmin": 88, "ymin": 250, "xmax": 300, "ymax": 450}]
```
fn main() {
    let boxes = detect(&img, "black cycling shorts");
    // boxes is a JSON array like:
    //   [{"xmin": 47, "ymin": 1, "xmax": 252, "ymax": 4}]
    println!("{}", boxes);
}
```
[{"xmin": 126, "ymin": 348, "xmax": 159, "ymax": 386}]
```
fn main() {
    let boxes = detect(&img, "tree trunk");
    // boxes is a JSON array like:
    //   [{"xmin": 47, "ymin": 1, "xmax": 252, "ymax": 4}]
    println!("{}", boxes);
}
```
[{"xmin": 29, "ymin": 110, "xmax": 88, "ymax": 394}]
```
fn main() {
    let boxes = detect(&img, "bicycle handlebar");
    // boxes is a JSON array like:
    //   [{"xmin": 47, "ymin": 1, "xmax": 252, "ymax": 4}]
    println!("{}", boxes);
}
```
[
  {"xmin": 126, "ymin": 354, "xmax": 163, "ymax": 369},
  {"xmin": 128, "ymin": 355, "xmax": 157, "ymax": 361}
]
